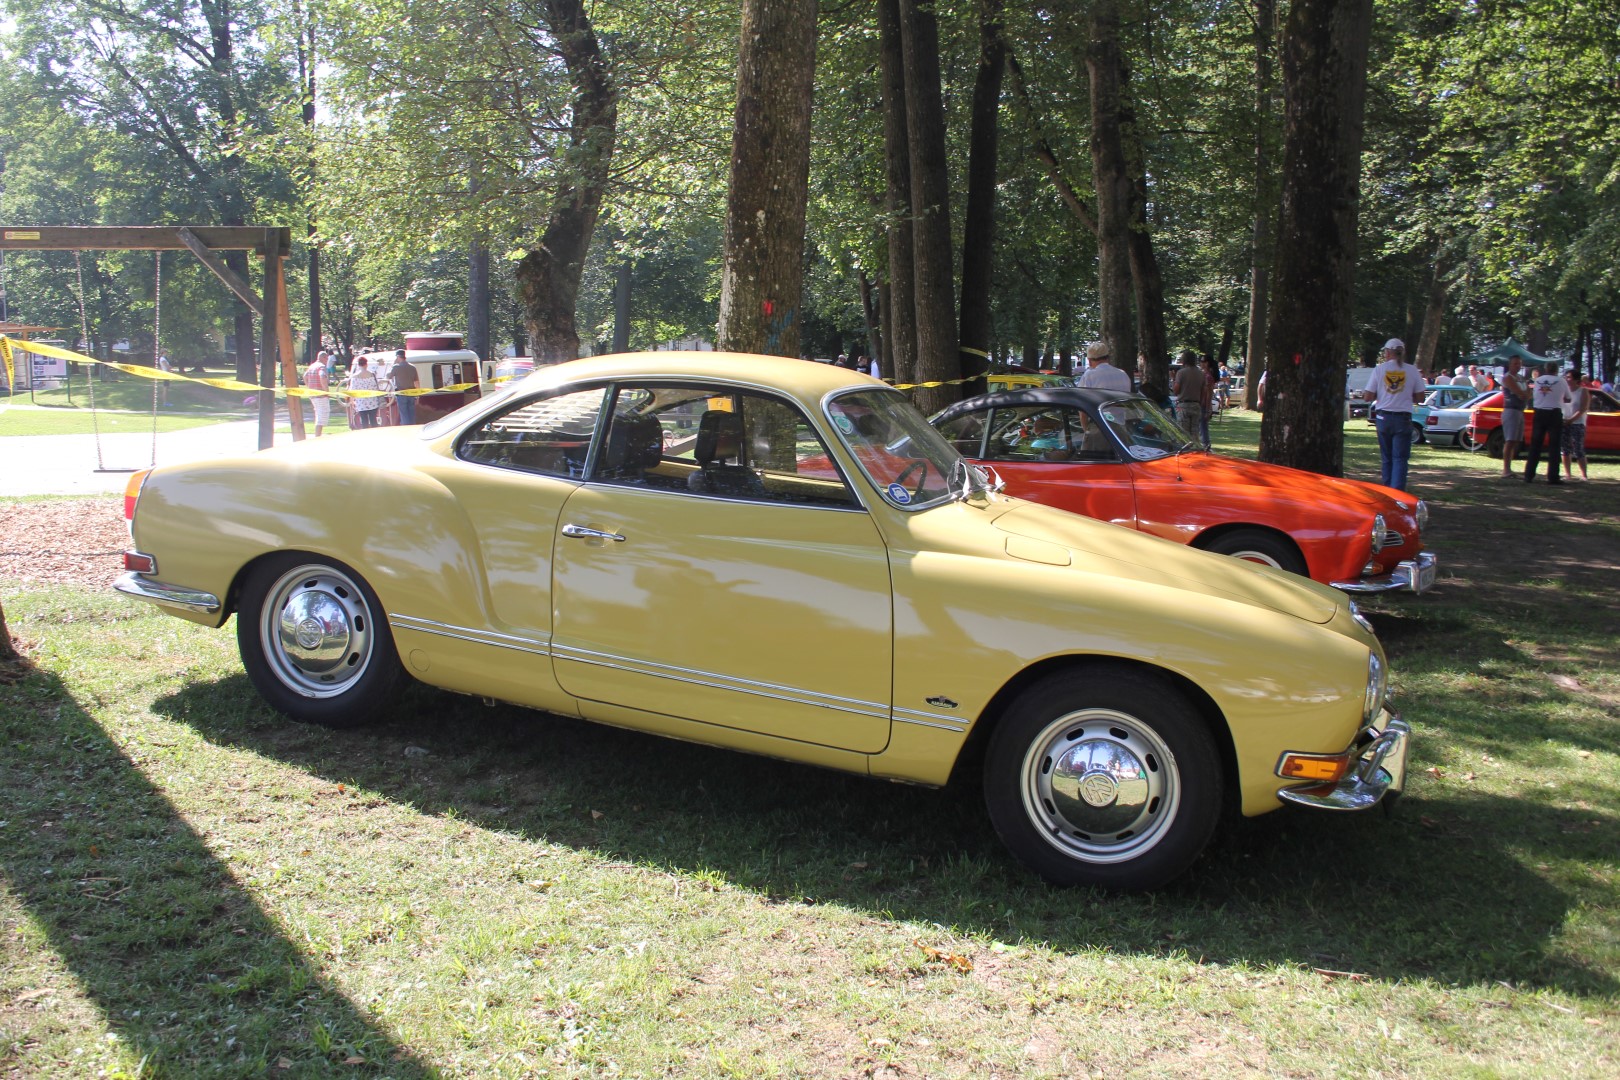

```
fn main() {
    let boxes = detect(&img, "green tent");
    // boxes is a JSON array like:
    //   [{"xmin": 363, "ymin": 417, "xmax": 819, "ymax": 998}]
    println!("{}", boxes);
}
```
[{"xmin": 1463, "ymin": 338, "xmax": 1552, "ymax": 366}]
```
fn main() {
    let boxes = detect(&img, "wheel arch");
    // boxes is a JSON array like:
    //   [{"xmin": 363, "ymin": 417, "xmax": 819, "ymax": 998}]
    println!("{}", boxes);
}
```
[
  {"xmin": 950, "ymin": 654, "xmax": 1241, "ymax": 814},
  {"xmin": 1190, "ymin": 522, "xmax": 1307, "ymax": 570}
]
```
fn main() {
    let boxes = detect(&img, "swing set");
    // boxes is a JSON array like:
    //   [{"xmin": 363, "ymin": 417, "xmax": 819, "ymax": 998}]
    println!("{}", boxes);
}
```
[{"xmin": 0, "ymin": 226, "xmax": 302, "ymax": 463}]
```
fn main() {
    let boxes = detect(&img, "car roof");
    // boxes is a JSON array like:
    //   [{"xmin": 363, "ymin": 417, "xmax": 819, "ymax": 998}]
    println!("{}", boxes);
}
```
[
  {"xmin": 513, "ymin": 351, "xmax": 887, "ymax": 399},
  {"xmin": 932, "ymin": 386, "xmax": 1137, "ymax": 423}
]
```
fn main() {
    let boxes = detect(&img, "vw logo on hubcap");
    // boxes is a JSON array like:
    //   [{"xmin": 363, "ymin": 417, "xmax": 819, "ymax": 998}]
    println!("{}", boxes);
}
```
[
  {"xmin": 294, "ymin": 617, "xmax": 327, "ymax": 652},
  {"xmin": 1078, "ymin": 770, "xmax": 1120, "ymax": 808}
]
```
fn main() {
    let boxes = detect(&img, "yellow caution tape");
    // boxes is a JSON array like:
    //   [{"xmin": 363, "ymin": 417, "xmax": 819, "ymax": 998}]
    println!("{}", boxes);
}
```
[{"xmin": 2, "ymin": 336, "xmax": 482, "ymax": 400}]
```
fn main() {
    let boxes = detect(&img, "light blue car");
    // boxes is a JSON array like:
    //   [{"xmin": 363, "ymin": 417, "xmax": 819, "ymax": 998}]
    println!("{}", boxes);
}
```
[{"xmin": 1367, "ymin": 383, "xmax": 1484, "ymax": 444}]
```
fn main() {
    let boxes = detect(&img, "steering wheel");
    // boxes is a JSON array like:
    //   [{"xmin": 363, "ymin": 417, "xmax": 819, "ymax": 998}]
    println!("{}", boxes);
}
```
[{"xmin": 895, "ymin": 459, "xmax": 931, "ymax": 500}]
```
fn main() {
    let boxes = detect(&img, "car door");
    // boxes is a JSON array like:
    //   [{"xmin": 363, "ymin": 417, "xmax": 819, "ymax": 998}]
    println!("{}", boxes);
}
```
[
  {"xmin": 957, "ymin": 404, "xmax": 1138, "ymax": 528},
  {"xmin": 549, "ymin": 384, "xmax": 895, "ymax": 754}
]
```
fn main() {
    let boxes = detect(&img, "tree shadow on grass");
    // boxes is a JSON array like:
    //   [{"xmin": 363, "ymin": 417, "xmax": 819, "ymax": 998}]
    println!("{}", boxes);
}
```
[
  {"xmin": 0, "ymin": 667, "xmax": 435, "ymax": 1077},
  {"xmin": 158, "ymin": 673, "xmax": 1618, "ymax": 1002}
]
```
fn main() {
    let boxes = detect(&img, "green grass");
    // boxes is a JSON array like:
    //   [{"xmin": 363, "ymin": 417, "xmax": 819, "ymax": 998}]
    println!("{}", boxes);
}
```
[{"xmin": 1, "ymin": 418, "xmax": 1617, "ymax": 1077}]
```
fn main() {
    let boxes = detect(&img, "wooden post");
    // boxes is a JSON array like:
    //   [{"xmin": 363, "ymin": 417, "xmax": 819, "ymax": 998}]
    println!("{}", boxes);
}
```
[
  {"xmin": 257, "ymin": 231, "xmax": 280, "ymax": 450},
  {"xmin": 276, "ymin": 258, "xmax": 306, "ymax": 440}
]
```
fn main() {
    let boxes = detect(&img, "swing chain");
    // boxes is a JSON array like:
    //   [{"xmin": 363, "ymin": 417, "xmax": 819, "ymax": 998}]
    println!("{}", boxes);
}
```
[{"xmin": 151, "ymin": 252, "xmax": 162, "ymax": 464}]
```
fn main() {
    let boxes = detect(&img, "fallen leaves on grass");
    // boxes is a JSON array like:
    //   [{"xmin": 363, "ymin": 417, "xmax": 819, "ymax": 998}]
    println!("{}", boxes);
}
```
[{"xmin": 915, "ymin": 940, "xmax": 973, "ymax": 974}]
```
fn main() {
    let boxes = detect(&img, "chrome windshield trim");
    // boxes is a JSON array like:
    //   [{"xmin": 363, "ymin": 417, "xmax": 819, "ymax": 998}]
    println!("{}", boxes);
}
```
[
  {"xmin": 113, "ymin": 572, "xmax": 220, "ymax": 614},
  {"xmin": 552, "ymin": 643, "xmax": 891, "ymax": 719}
]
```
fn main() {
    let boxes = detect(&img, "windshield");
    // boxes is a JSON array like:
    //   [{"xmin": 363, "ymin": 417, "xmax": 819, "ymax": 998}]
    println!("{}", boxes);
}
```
[
  {"xmin": 1095, "ymin": 397, "xmax": 1198, "ymax": 460},
  {"xmin": 421, "ymin": 381, "xmax": 525, "ymax": 440},
  {"xmin": 827, "ymin": 390, "xmax": 974, "ymax": 509}
]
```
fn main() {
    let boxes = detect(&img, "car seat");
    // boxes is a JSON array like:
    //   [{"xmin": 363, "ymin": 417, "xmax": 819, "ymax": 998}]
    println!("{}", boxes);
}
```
[{"xmin": 687, "ymin": 411, "xmax": 766, "ymax": 497}]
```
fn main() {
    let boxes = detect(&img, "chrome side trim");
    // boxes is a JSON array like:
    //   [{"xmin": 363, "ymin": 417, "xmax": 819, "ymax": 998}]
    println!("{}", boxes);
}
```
[
  {"xmin": 553, "ymin": 643, "xmax": 891, "ymax": 719},
  {"xmin": 113, "ymin": 572, "xmax": 221, "ymax": 614},
  {"xmin": 389, "ymin": 614, "xmax": 553, "ymax": 657},
  {"xmin": 893, "ymin": 706, "xmax": 969, "ymax": 733}
]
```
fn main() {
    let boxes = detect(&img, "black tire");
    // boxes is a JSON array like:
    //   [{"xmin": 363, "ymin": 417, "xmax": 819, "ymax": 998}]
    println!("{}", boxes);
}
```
[
  {"xmin": 1485, "ymin": 428, "xmax": 1504, "ymax": 459},
  {"xmin": 1459, "ymin": 427, "xmax": 1478, "ymax": 451},
  {"xmin": 1200, "ymin": 528, "xmax": 1308, "ymax": 576},
  {"xmin": 1411, "ymin": 421, "xmax": 1425, "ymax": 445},
  {"xmin": 236, "ymin": 553, "xmax": 404, "ymax": 728},
  {"xmin": 983, "ymin": 666, "xmax": 1223, "ymax": 890}
]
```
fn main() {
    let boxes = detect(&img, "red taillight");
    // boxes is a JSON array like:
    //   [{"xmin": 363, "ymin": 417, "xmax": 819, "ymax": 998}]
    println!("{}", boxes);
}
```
[
  {"xmin": 123, "ymin": 552, "xmax": 156, "ymax": 573},
  {"xmin": 123, "ymin": 469, "xmax": 151, "ymax": 521}
]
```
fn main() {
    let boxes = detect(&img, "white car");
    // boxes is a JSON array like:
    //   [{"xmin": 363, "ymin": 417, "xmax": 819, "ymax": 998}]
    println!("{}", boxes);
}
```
[{"xmin": 1424, "ymin": 390, "xmax": 1495, "ymax": 448}]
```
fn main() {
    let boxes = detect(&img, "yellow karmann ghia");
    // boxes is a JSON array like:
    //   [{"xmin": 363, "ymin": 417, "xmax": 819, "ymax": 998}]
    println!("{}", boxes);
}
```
[{"xmin": 116, "ymin": 352, "xmax": 1409, "ymax": 890}]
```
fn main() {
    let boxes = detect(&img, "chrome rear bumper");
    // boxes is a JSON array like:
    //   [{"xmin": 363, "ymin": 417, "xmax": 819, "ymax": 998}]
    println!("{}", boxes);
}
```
[
  {"xmin": 1333, "ymin": 551, "xmax": 1438, "ymax": 596},
  {"xmin": 1277, "ymin": 715, "xmax": 1410, "ymax": 812},
  {"xmin": 113, "ymin": 572, "xmax": 221, "ymax": 614}
]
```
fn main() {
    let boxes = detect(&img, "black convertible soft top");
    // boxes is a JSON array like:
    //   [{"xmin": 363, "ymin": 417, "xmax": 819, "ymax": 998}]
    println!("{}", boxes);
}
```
[{"xmin": 930, "ymin": 385, "xmax": 1143, "ymax": 425}]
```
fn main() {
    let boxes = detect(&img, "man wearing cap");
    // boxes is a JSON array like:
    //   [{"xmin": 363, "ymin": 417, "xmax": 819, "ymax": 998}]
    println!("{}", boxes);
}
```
[
  {"xmin": 1078, "ymin": 340, "xmax": 1131, "ymax": 392},
  {"xmin": 388, "ymin": 349, "xmax": 421, "ymax": 424},
  {"xmin": 1171, "ymin": 350, "xmax": 1205, "ymax": 440},
  {"xmin": 1372, "ymin": 338, "xmax": 1425, "ymax": 491}
]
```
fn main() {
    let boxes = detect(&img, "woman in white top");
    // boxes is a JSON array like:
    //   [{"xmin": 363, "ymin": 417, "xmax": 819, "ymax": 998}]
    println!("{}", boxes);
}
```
[{"xmin": 1561, "ymin": 371, "xmax": 1590, "ymax": 480}]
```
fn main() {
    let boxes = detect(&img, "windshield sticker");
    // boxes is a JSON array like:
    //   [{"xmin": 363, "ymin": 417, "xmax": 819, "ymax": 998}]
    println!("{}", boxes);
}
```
[
  {"xmin": 887, "ymin": 483, "xmax": 912, "ymax": 504},
  {"xmin": 1127, "ymin": 445, "xmax": 1163, "ymax": 460},
  {"xmin": 835, "ymin": 414, "xmax": 856, "ymax": 434}
]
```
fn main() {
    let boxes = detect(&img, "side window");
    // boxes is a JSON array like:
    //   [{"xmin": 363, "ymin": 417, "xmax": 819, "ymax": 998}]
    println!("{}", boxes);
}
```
[
  {"xmin": 457, "ymin": 387, "xmax": 607, "ymax": 478},
  {"xmin": 934, "ymin": 412, "xmax": 986, "ymax": 458},
  {"xmin": 594, "ymin": 385, "xmax": 857, "ymax": 507}
]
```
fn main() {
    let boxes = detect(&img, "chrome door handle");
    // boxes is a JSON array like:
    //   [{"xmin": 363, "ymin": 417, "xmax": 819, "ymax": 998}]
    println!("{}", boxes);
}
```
[{"xmin": 562, "ymin": 523, "xmax": 625, "ymax": 542}]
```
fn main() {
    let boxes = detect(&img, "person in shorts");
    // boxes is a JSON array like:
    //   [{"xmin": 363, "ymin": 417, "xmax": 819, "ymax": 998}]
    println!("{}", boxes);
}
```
[
  {"xmin": 304, "ymin": 350, "xmax": 331, "ymax": 436},
  {"xmin": 1498, "ymin": 357, "xmax": 1528, "ymax": 477}
]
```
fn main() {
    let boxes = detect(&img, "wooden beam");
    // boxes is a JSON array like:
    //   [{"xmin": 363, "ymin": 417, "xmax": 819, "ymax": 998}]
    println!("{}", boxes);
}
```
[
  {"xmin": 257, "ymin": 231, "xmax": 280, "ymax": 450},
  {"xmin": 176, "ymin": 228, "xmax": 264, "ymax": 317},
  {"xmin": 276, "ymin": 257, "xmax": 306, "ymax": 441},
  {"xmin": 0, "ymin": 225, "xmax": 291, "ymax": 256}
]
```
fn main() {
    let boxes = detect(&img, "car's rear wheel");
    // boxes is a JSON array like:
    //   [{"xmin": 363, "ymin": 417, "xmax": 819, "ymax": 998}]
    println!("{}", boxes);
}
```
[
  {"xmin": 1412, "ymin": 421, "xmax": 1425, "ymax": 445},
  {"xmin": 1200, "ymin": 528, "xmax": 1308, "ymax": 576},
  {"xmin": 984, "ymin": 667, "xmax": 1223, "ymax": 890},
  {"xmin": 1485, "ymin": 428, "xmax": 1504, "ymax": 459},
  {"xmin": 237, "ymin": 554, "xmax": 403, "ymax": 728},
  {"xmin": 1460, "ymin": 428, "xmax": 1478, "ymax": 451}
]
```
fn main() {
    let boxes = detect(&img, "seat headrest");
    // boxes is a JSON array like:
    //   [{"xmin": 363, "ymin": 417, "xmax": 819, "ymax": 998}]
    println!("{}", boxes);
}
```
[{"xmin": 695, "ymin": 410, "xmax": 744, "ymax": 465}]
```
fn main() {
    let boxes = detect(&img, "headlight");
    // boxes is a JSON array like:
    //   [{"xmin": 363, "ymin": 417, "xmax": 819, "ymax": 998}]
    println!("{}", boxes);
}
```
[
  {"xmin": 1415, "ymin": 500, "xmax": 1429, "ymax": 538},
  {"xmin": 1364, "ymin": 650, "xmax": 1387, "ymax": 721},
  {"xmin": 1349, "ymin": 601, "xmax": 1375, "ymax": 635},
  {"xmin": 1370, "ymin": 513, "xmax": 1387, "ymax": 554}
]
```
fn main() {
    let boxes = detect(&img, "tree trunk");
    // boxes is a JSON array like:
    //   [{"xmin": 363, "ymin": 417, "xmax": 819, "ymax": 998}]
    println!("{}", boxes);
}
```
[
  {"xmin": 1244, "ymin": 0, "xmax": 1278, "ymax": 411},
  {"xmin": 899, "ymin": 0, "xmax": 957, "ymax": 413},
  {"xmin": 1258, "ymin": 0, "xmax": 1374, "ymax": 476},
  {"xmin": 858, "ymin": 268, "xmax": 882, "ymax": 369},
  {"xmin": 517, "ymin": 0, "xmax": 618, "ymax": 363},
  {"xmin": 0, "ymin": 596, "xmax": 16, "ymax": 665},
  {"xmin": 716, "ymin": 0, "xmax": 819, "ymax": 356},
  {"xmin": 468, "ymin": 235, "xmax": 491, "ymax": 361},
  {"xmin": 877, "ymin": 0, "xmax": 918, "ymax": 385},
  {"xmin": 301, "ymin": 10, "xmax": 321, "ymax": 365},
  {"xmin": 957, "ymin": 0, "xmax": 1003, "ymax": 395},
  {"xmin": 1414, "ymin": 244, "xmax": 1449, "ymax": 376},
  {"xmin": 612, "ymin": 257, "xmax": 633, "ymax": 353},
  {"xmin": 1087, "ymin": 1, "xmax": 1136, "ymax": 367},
  {"xmin": 1127, "ymin": 171, "xmax": 1169, "ymax": 401}
]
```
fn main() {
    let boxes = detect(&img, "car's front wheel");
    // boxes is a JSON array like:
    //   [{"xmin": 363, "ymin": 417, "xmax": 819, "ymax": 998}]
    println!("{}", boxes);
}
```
[
  {"xmin": 237, "ymin": 554, "xmax": 404, "ymax": 728},
  {"xmin": 1200, "ymin": 528, "xmax": 1308, "ymax": 576},
  {"xmin": 983, "ymin": 667, "xmax": 1223, "ymax": 890}
]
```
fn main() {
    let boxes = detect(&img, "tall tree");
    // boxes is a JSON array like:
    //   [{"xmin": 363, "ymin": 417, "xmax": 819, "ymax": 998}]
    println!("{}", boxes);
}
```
[
  {"xmin": 716, "ymin": 0, "xmax": 819, "ymax": 355},
  {"xmin": 876, "ymin": 0, "xmax": 918, "ymax": 382},
  {"xmin": 1259, "ymin": 0, "xmax": 1375, "ymax": 475},
  {"xmin": 1086, "ymin": 1, "xmax": 1136, "ymax": 365},
  {"xmin": 957, "ymin": 0, "xmax": 1005, "ymax": 394},
  {"xmin": 1243, "ymin": 0, "xmax": 1278, "ymax": 410},
  {"xmin": 897, "ymin": 0, "xmax": 958, "ymax": 412}
]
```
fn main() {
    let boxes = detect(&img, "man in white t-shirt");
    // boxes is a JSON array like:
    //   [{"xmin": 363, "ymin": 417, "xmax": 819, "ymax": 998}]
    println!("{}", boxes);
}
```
[
  {"xmin": 1524, "ymin": 363, "xmax": 1573, "ymax": 484},
  {"xmin": 1372, "ymin": 338, "xmax": 1426, "ymax": 491},
  {"xmin": 1077, "ymin": 340, "xmax": 1131, "ymax": 393}
]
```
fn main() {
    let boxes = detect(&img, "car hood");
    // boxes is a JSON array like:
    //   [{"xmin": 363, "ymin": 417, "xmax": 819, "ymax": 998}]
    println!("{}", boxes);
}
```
[
  {"xmin": 1135, "ymin": 451, "xmax": 1409, "ymax": 512},
  {"xmin": 986, "ymin": 500, "xmax": 1342, "ymax": 624}
]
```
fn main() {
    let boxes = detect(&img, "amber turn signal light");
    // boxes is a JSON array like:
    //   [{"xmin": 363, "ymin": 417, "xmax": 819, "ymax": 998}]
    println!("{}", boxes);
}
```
[{"xmin": 1276, "ymin": 752, "xmax": 1352, "ymax": 783}]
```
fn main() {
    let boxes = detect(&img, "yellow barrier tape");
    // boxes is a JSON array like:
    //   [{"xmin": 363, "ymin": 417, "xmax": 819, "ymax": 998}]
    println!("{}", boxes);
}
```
[
  {"xmin": 1, "ymin": 336, "xmax": 13, "ymax": 393},
  {"xmin": 1, "ymin": 336, "xmax": 482, "ymax": 400}
]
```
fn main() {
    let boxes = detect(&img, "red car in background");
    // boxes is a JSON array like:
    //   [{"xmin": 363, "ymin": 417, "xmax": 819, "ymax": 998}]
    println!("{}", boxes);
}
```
[
  {"xmin": 1465, "ymin": 387, "xmax": 1620, "ymax": 457},
  {"xmin": 931, "ymin": 388, "xmax": 1436, "ymax": 595}
]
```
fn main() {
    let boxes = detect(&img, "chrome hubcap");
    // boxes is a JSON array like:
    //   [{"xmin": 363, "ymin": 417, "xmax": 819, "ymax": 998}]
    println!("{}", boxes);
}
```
[
  {"xmin": 260, "ymin": 564, "xmax": 375, "ymax": 698},
  {"xmin": 1021, "ymin": 709, "xmax": 1179, "ymax": 864}
]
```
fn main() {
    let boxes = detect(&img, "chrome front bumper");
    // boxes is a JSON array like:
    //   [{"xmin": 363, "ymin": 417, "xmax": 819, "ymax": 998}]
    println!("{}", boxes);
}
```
[
  {"xmin": 1332, "ymin": 551, "xmax": 1438, "ymax": 596},
  {"xmin": 113, "ymin": 571, "xmax": 221, "ymax": 614},
  {"xmin": 1277, "ymin": 715, "xmax": 1411, "ymax": 812}
]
